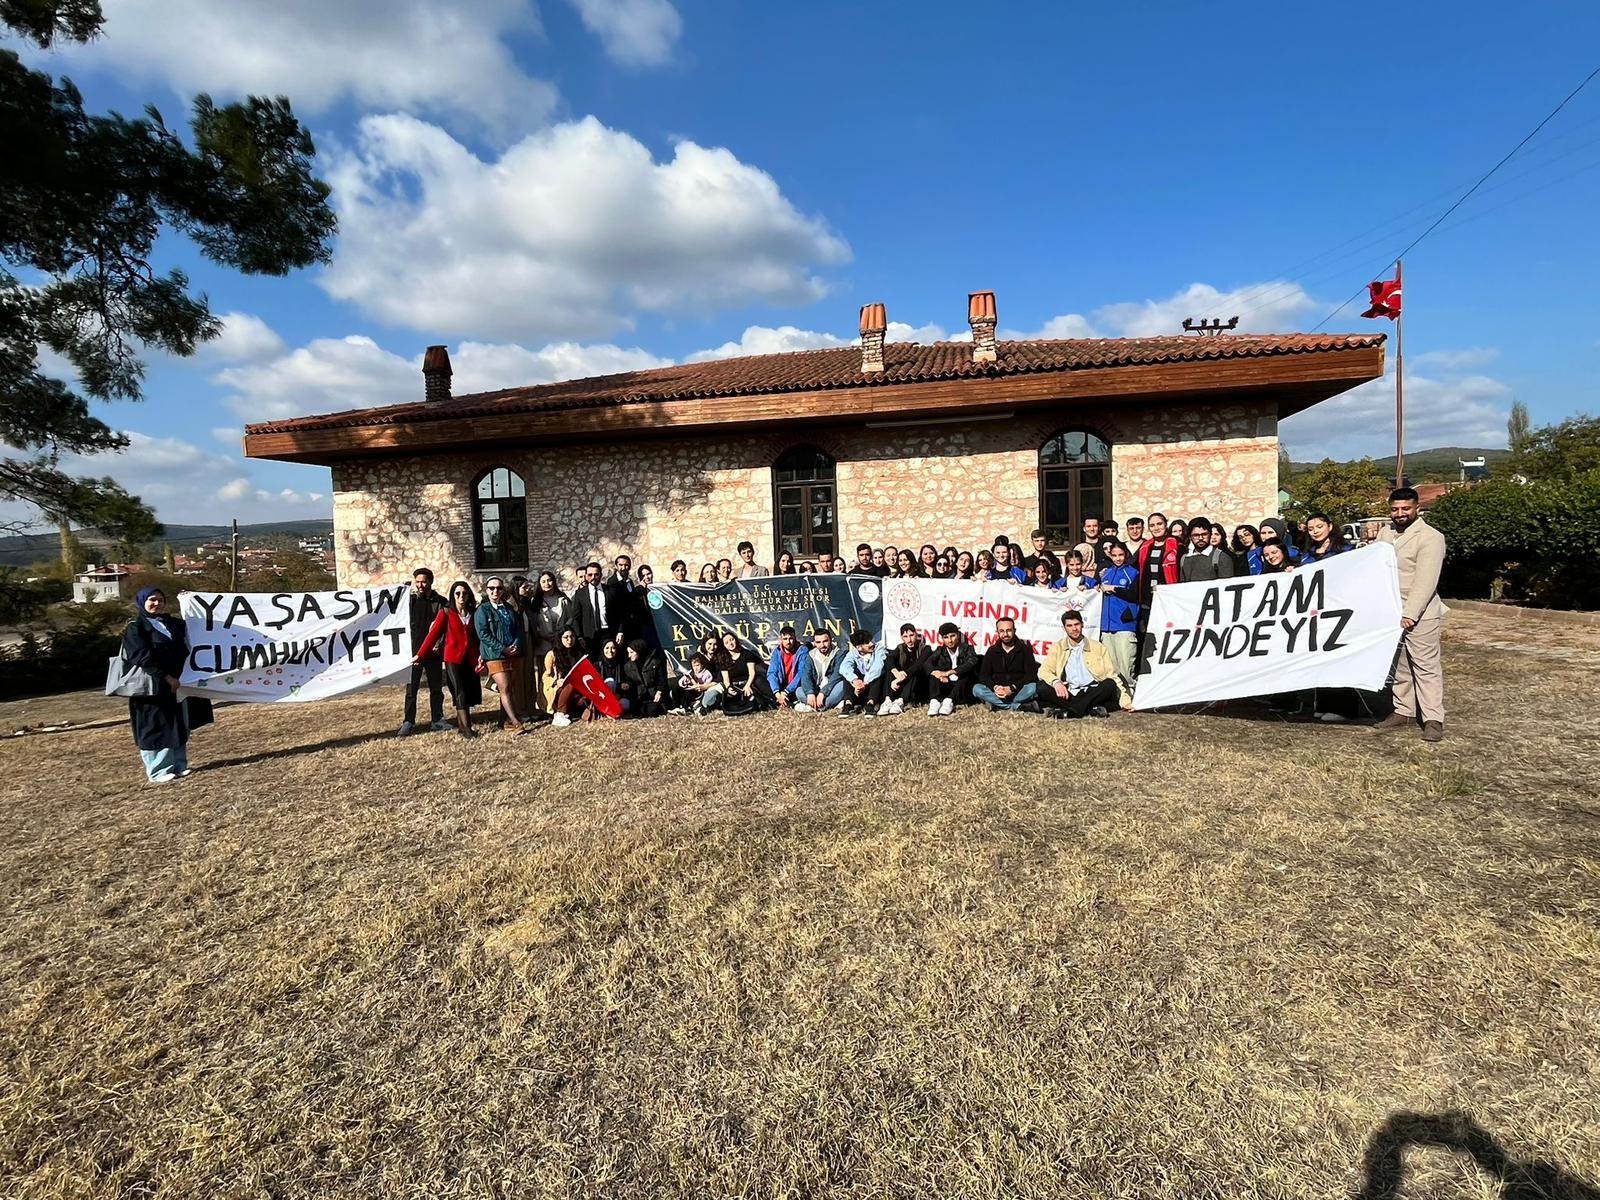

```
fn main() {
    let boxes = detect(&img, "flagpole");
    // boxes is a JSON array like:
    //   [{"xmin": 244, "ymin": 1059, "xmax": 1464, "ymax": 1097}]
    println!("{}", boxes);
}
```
[{"xmin": 1394, "ymin": 258, "xmax": 1405, "ymax": 488}]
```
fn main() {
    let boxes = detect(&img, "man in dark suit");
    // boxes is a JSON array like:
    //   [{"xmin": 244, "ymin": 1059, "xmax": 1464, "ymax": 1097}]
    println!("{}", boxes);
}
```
[
  {"xmin": 571, "ymin": 560, "xmax": 613, "ymax": 654},
  {"xmin": 603, "ymin": 554, "xmax": 644, "ymax": 644}
]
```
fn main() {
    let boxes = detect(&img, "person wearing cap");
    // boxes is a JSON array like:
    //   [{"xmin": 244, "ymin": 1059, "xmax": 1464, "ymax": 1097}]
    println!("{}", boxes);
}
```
[
  {"xmin": 1374, "ymin": 487, "xmax": 1448, "ymax": 742},
  {"xmin": 120, "ymin": 586, "xmax": 213, "ymax": 782}
]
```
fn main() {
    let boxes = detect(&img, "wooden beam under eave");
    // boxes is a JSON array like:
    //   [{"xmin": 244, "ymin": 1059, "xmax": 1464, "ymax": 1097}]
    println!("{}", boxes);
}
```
[{"xmin": 243, "ymin": 345, "xmax": 1384, "ymax": 465}]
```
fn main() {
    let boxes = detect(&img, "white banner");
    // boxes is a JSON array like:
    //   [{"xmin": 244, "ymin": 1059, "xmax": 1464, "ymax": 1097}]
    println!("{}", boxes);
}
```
[
  {"xmin": 1132, "ymin": 543, "xmax": 1404, "ymax": 710},
  {"xmin": 178, "ymin": 584, "xmax": 411, "ymax": 702},
  {"xmin": 879, "ymin": 577, "xmax": 1101, "ymax": 657}
]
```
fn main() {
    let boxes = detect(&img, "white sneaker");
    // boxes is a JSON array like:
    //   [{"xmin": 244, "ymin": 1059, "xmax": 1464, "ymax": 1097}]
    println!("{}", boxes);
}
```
[
  {"xmin": 794, "ymin": 703, "xmax": 814, "ymax": 714},
  {"xmin": 148, "ymin": 773, "xmax": 177, "ymax": 785},
  {"xmin": 927, "ymin": 699, "xmax": 940, "ymax": 717},
  {"xmin": 877, "ymin": 698, "xmax": 895, "ymax": 717},
  {"xmin": 940, "ymin": 697, "xmax": 954, "ymax": 716},
  {"xmin": 551, "ymin": 712, "xmax": 571, "ymax": 727},
  {"xmin": 891, "ymin": 699, "xmax": 905, "ymax": 714}
]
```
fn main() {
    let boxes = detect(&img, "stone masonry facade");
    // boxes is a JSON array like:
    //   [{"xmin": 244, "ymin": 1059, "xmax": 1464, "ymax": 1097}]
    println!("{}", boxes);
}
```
[{"xmin": 329, "ymin": 399, "xmax": 1280, "ymax": 588}]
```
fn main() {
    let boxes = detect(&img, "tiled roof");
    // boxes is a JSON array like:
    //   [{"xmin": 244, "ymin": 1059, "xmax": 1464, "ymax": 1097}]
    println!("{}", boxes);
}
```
[{"xmin": 245, "ymin": 333, "xmax": 1385, "ymax": 434}]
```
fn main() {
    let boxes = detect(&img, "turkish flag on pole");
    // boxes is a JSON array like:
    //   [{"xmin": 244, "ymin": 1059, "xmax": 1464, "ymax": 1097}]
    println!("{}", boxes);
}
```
[
  {"xmin": 562, "ymin": 655, "xmax": 623, "ymax": 719},
  {"xmin": 1362, "ymin": 271, "xmax": 1402, "ymax": 320}
]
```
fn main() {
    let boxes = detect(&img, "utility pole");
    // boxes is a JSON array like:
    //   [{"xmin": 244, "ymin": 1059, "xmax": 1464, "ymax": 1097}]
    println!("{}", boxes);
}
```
[
  {"xmin": 1182, "ymin": 316, "xmax": 1240, "ymax": 337},
  {"xmin": 230, "ymin": 519, "xmax": 239, "ymax": 590},
  {"xmin": 1393, "ymin": 259, "xmax": 1405, "ymax": 488}
]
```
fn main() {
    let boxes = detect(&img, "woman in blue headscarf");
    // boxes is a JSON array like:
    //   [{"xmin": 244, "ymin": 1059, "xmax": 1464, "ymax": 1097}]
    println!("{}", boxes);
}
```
[{"xmin": 121, "ymin": 586, "xmax": 212, "ymax": 783}]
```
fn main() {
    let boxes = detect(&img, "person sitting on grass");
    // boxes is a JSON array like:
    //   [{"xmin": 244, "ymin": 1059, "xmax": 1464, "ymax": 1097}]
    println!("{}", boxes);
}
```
[
  {"xmin": 881, "ymin": 622, "xmax": 931, "ymax": 715},
  {"xmin": 974, "ymin": 618, "xmax": 1039, "ymax": 712},
  {"xmin": 673, "ymin": 652, "xmax": 723, "ymax": 715},
  {"xmin": 836, "ymin": 628, "xmax": 887, "ymax": 718},
  {"xmin": 548, "ymin": 627, "xmax": 590, "ymax": 727},
  {"xmin": 801, "ymin": 629, "xmax": 845, "ymax": 711},
  {"xmin": 766, "ymin": 626, "xmax": 812, "ymax": 711},
  {"xmin": 716, "ymin": 631, "xmax": 771, "ymax": 715},
  {"xmin": 619, "ymin": 639, "xmax": 666, "ymax": 718},
  {"xmin": 415, "ymin": 580, "xmax": 482, "ymax": 738},
  {"xmin": 921, "ymin": 622, "xmax": 978, "ymax": 716},
  {"xmin": 1036, "ymin": 610, "xmax": 1129, "ymax": 720}
]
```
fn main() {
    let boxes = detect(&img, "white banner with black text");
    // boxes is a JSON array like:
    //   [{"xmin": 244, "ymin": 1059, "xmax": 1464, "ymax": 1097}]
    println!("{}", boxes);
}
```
[{"xmin": 1132, "ymin": 543, "xmax": 1403, "ymax": 710}]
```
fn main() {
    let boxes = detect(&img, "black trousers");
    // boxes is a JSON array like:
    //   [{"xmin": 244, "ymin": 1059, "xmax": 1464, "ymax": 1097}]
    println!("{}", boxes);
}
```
[
  {"xmin": 884, "ymin": 667, "xmax": 925, "ymax": 704},
  {"xmin": 404, "ymin": 659, "xmax": 444, "ymax": 723},
  {"xmin": 839, "ymin": 673, "xmax": 887, "ymax": 710},
  {"xmin": 1037, "ymin": 678, "xmax": 1120, "ymax": 717},
  {"xmin": 927, "ymin": 672, "xmax": 968, "ymax": 703}
]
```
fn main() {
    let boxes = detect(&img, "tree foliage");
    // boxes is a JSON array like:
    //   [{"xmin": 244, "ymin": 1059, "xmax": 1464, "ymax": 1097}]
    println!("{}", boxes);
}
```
[
  {"xmin": 1508, "ymin": 413, "xmax": 1600, "ymax": 485},
  {"xmin": 1282, "ymin": 457, "xmax": 1387, "ymax": 526},
  {"xmin": 1507, "ymin": 400, "xmax": 1531, "ymax": 456},
  {"xmin": 0, "ymin": 2, "xmax": 335, "ymax": 536}
]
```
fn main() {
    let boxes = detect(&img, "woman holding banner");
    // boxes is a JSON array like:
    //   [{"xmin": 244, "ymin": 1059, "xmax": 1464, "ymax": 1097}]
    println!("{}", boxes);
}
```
[
  {"xmin": 120, "ymin": 586, "xmax": 213, "ymax": 782},
  {"xmin": 473, "ymin": 578, "xmax": 529, "ymax": 733}
]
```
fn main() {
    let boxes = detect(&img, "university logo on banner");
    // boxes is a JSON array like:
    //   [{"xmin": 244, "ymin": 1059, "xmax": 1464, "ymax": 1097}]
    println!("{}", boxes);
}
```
[
  {"xmin": 881, "ymin": 577, "xmax": 1101, "ymax": 656},
  {"xmin": 179, "ymin": 584, "xmax": 411, "ymax": 702},
  {"xmin": 1132, "ymin": 543, "xmax": 1404, "ymax": 710}
]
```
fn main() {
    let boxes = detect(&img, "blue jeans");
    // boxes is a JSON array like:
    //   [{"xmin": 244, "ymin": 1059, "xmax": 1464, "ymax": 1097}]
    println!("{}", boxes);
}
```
[
  {"xmin": 139, "ymin": 745, "xmax": 187, "ymax": 780},
  {"xmin": 973, "ymin": 681, "xmax": 1039, "ymax": 711}
]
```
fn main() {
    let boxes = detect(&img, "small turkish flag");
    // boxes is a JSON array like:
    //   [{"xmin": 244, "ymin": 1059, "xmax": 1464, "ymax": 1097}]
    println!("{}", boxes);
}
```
[
  {"xmin": 562, "ymin": 655, "xmax": 622, "ymax": 719},
  {"xmin": 1362, "ymin": 275, "xmax": 1402, "ymax": 320}
]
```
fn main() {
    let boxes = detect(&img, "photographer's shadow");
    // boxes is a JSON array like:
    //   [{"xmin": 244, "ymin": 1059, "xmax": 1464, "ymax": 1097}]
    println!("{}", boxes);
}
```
[{"xmin": 1355, "ymin": 1111, "xmax": 1599, "ymax": 1199}]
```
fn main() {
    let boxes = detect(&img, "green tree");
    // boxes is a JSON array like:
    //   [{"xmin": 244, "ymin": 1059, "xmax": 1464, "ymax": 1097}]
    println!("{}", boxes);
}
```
[
  {"xmin": 1509, "ymin": 414, "xmax": 1600, "ymax": 484},
  {"xmin": 1282, "ymin": 457, "xmax": 1388, "ymax": 526},
  {"xmin": 1507, "ymin": 400, "xmax": 1531, "ymax": 455},
  {"xmin": 163, "ymin": 543, "xmax": 176, "ymax": 572},
  {"xmin": 0, "ymin": 2, "xmax": 336, "ymax": 539}
]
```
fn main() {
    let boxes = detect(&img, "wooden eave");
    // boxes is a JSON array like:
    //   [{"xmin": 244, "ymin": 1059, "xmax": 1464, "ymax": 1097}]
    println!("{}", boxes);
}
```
[{"xmin": 242, "ymin": 343, "xmax": 1384, "ymax": 465}]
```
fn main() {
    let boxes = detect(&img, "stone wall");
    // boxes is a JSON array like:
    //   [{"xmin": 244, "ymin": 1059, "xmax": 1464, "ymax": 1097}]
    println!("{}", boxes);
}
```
[{"xmin": 328, "ymin": 398, "xmax": 1282, "ymax": 588}]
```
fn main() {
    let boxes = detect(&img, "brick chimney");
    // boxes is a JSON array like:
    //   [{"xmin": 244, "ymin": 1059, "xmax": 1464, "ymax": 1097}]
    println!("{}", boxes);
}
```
[
  {"xmin": 968, "ymin": 291, "xmax": 997, "ymax": 363},
  {"xmin": 859, "ymin": 302, "xmax": 886, "ymax": 374},
  {"xmin": 422, "ymin": 344, "xmax": 452, "ymax": 402}
]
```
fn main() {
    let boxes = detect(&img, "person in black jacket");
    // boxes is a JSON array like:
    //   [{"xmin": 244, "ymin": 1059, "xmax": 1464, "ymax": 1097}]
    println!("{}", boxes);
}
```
[
  {"xmin": 974, "ymin": 618, "xmax": 1040, "ymax": 712},
  {"xmin": 399, "ymin": 567, "xmax": 449, "ymax": 736},
  {"xmin": 921, "ymin": 622, "xmax": 978, "ymax": 716},
  {"xmin": 619, "ymin": 640, "xmax": 666, "ymax": 718},
  {"xmin": 571, "ymin": 561, "xmax": 613, "ymax": 653},
  {"xmin": 881, "ymin": 622, "xmax": 931, "ymax": 714},
  {"xmin": 121, "ymin": 586, "xmax": 213, "ymax": 783}
]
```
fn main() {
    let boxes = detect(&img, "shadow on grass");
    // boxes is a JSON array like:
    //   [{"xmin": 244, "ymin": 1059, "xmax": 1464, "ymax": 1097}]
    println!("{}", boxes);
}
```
[
  {"xmin": 199, "ymin": 729, "xmax": 392, "ymax": 770},
  {"xmin": 1354, "ymin": 1110, "xmax": 1600, "ymax": 1199}
]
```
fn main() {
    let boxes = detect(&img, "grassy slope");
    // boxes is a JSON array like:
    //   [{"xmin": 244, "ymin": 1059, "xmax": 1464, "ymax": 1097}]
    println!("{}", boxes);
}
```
[{"xmin": 1, "ymin": 623, "xmax": 1597, "ymax": 1198}]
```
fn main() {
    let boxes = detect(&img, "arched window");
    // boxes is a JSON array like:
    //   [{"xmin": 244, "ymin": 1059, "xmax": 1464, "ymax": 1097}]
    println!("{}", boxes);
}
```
[
  {"xmin": 1038, "ymin": 429, "xmax": 1111, "ymax": 546},
  {"xmin": 472, "ymin": 466, "xmax": 528, "ymax": 569},
  {"xmin": 772, "ymin": 446, "xmax": 836, "ymax": 558}
]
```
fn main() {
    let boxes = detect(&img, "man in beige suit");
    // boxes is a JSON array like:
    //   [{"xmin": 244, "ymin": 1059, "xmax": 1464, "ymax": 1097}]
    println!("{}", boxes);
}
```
[{"xmin": 1375, "ymin": 487, "xmax": 1448, "ymax": 742}]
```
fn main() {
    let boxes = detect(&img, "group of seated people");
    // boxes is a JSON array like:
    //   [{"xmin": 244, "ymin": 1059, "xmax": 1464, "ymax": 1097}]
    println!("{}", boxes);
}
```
[{"xmin": 398, "ymin": 509, "xmax": 1358, "ymax": 735}]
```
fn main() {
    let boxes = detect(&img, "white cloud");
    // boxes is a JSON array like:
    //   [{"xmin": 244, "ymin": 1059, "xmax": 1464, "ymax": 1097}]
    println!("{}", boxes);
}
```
[
  {"xmin": 451, "ymin": 340, "xmax": 671, "ymax": 391},
  {"xmin": 565, "ymin": 0, "xmax": 681, "ymax": 65},
  {"xmin": 210, "ymin": 427, "xmax": 244, "ymax": 445},
  {"xmin": 1011, "ymin": 280, "xmax": 1319, "ymax": 341},
  {"xmin": 687, "ymin": 325, "xmax": 849, "ymax": 362},
  {"xmin": 215, "ymin": 335, "xmax": 414, "ymax": 421},
  {"xmin": 1002, "ymin": 312, "xmax": 1098, "ymax": 340},
  {"xmin": 1281, "ymin": 367, "xmax": 1511, "ymax": 461},
  {"xmin": 54, "ymin": 0, "xmax": 555, "ymax": 140},
  {"xmin": 320, "ymin": 113, "xmax": 850, "ymax": 341},
  {"xmin": 200, "ymin": 313, "xmax": 285, "ymax": 364},
  {"xmin": 1413, "ymin": 346, "xmax": 1499, "ymax": 370}
]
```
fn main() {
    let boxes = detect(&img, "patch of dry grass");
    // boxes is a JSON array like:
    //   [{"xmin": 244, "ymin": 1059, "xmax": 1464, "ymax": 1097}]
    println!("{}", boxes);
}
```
[{"xmin": 2, "ymin": 621, "xmax": 1598, "ymax": 1198}]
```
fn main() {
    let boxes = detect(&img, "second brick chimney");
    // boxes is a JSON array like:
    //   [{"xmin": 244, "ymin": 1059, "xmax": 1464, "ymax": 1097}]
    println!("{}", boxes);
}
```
[
  {"xmin": 859, "ymin": 302, "xmax": 887, "ymax": 374},
  {"xmin": 423, "ymin": 344, "xmax": 452, "ymax": 402},
  {"xmin": 968, "ymin": 291, "xmax": 997, "ymax": 363}
]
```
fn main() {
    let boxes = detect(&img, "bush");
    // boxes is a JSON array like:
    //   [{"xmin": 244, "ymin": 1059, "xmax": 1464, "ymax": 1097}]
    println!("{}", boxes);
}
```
[
  {"xmin": 1429, "ymin": 469, "xmax": 1600, "ymax": 609},
  {"xmin": 0, "ymin": 603, "xmax": 129, "ymax": 700}
]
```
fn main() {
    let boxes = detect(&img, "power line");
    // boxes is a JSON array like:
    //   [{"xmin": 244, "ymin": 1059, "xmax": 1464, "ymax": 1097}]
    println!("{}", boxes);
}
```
[{"xmin": 1311, "ymin": 62, "xmax": 1600, "ymax": 330}]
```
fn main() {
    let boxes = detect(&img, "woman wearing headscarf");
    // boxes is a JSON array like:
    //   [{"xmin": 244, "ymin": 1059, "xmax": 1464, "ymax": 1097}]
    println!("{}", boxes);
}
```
[{"xmin": 121, "ymin": 586, "xmax": 213, "ymax": 783}]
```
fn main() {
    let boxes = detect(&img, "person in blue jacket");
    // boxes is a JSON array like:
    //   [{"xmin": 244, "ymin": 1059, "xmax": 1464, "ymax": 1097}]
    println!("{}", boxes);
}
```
[
  {"xmin": 1095, "ymin": 541, "xmax": 1141, "ymax": 686},
  {"xmin": 766, "ymin": 625, "xmax": 812, "ymax": 710},
  {"xmin": 836, "ymin": 628, "xmax": 888, "ymax": 717},
  {"xmin": 473, "ymin": 576, "xmax": 529, "ymax": 732}
]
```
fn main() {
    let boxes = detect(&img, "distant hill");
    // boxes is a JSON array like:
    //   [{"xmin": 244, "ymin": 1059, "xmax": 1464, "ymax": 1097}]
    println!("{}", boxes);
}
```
[
  {"xmin": 1289, "ymin": 446, "xmax": 1511, "ymax": 484},
  {"xmin": 0, "ymin": 519, "xmax": 334, "ymax": 567}
]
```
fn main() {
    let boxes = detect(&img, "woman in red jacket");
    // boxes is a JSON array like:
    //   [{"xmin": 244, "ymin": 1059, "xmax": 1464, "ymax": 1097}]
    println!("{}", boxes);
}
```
[{"xmin": 415, "ymin": 580, "xmax": 483, "ymax": 738}]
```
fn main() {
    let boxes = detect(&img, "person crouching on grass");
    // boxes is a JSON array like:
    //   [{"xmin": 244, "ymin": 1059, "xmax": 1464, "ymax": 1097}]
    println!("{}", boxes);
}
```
[
  {"xmin": 473, "ymin": 576, "xmax": 529, "ymax": 733},
  {"xmin": 121, "ymin": 586, "xmax": 213, "ymax": 783},
  {"xmin": 1036, "ymin": 610, "xmax": 1129, "ymax": 720},
  {"xmin": 414, "ymin": 580, "xmax": 481, "ymax": 738}
]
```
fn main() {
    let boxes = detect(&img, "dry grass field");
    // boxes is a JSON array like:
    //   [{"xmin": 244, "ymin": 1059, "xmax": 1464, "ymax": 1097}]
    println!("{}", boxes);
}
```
[{"xmin": 2, "ymin": 620, "xmax": 1598, "ymax": 1199}]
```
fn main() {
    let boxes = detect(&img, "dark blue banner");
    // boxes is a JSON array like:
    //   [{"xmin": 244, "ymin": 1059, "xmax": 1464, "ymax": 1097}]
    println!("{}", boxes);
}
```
[{"xmin": 647, "ymin": 576, "xmax": 885, "ymax": 672}]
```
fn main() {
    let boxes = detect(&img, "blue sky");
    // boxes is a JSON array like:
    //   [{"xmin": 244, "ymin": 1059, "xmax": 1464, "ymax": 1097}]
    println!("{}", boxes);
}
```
[{"xmin": 10, "ymin": 0, "xmax": 1600, "ymax": 525}]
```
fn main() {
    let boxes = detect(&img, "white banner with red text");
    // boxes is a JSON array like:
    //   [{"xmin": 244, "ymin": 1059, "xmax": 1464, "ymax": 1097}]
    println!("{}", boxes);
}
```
[
  {"xmin": 178, "ymin": 584, "xmax": 411, "ymax": 702},
  {"xmin": 878, "ymin": 577, "xmax": 1101, "ymax": 657},
  {"xmin": 1132, "ymin": 543, "xmax": 1403, "ymax": 710}
]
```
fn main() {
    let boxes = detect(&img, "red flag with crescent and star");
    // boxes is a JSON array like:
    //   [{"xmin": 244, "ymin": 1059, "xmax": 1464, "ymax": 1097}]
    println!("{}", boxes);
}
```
[
  {"xmin": 1362, "ymin": 272, "xmax": 1402, "ymax": 320},
  {"xmin": 561, "ymin": 654, "xmax": 623, "ymax": 719}
]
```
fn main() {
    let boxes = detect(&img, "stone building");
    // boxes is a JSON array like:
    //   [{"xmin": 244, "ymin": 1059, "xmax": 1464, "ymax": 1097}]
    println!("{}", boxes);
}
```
[{"xmin": 243, "ymin": 292, "xmax": 1384, "ymax": 587}]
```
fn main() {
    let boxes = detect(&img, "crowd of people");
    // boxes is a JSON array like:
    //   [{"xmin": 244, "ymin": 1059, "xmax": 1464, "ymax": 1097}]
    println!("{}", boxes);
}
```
[{"xmin": 117, "ymin": 490, "xmax": 1447, "ymax": 782}]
